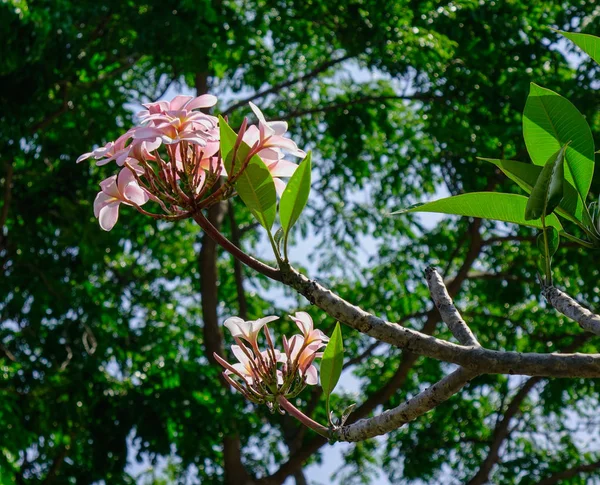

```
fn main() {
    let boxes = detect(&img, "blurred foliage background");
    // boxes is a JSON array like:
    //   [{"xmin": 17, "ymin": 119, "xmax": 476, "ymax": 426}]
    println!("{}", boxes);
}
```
[{"xmin": 2, "ymin": 0, "xmax": 600, "ymax": 484}]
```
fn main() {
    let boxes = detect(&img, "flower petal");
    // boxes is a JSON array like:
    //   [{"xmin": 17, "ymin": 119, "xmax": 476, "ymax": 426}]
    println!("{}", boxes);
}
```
[
  {"xmin": 94, "ymin": 192, "xmax": 114, "ymax": 218},
  {"xmin": 305, "ymin": 365, "xmax": 318, "ymax": 385},
  {"xmin": 224, "ymin": 317, "xmax": 249, "ymax": 338},
  {"xmin": 169, "ymin": 95, "xmax": 194, "ymax": 111},
  {"xmin": 291, "ymin": 312, "xmax": 313, "ymax": 336},
  {"xmin": 98, "ymin": 201, "xmax": 120, "ymax": 231},
  {"xmin": 186, "ymin": 94, "xmax": 218, "ymax": 110}
]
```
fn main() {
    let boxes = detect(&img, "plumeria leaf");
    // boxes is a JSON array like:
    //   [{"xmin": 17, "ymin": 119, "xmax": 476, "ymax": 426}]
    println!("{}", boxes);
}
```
[
  {"xmin": 523, "ymin": 83, "xmax": 595, "ymax": 200},
  {"xmin": 280, "ymin": 151, "xmax": 312, "ymax": 253},
  {"xmin": 236, "ymin": 157, "xmax": 277, "ymax": 231},
  {"xmin": 537, "ymin": 226, "xmax": 560, "ymax": 259},
  {"xmin": 320, "ymin": 322, "xmax": 343, "ymax": 421},
  {"xmin": 524, "ymin": 144, "xmax": 567, "ymax": 221},
  {"xmin": 218, "ymin": 115, "xmax": 237, "ymax": 163},
  {"xmin": 479, "ymin": 157, "xmax": 587, "ymax": 224},
  {"xmin": 274, "ymin": 227, "xmax": 284, "ymax": 252},
  {"xmin": 392, "ymin": 193, "xmax": 563, "ymax": 231},
  {"xmin": 219, "ymin": 116, "xmax": 277, "ymax": 230},
  {"xmin": 555, "ymin": 30, "xmax": 600, "ymax": 66}
]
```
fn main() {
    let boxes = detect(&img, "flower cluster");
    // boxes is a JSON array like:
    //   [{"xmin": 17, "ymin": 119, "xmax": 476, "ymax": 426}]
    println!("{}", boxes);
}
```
[
  {"xmin": 214, "ymin": 312, "xmax": 328, "ymax": 410},
  {"xmin": 77, "ymin": 95, "xmax": 305, "ymax": 230}
]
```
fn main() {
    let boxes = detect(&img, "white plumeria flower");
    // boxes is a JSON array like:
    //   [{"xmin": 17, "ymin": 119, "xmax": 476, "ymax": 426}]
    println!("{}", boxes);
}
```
[
  {"xmin": 224, "ymin": 315, "xmax": 279, "ymax": 345},
  {"xmin": 290, "ymin": 312, "xmax": 329, "ymax": 347}
]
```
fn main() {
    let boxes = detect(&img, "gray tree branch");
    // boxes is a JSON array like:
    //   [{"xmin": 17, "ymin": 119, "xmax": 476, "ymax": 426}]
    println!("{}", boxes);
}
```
[
  {"xmin": 425, "ymin": 266, "xmax": 480, "ymax": 347},
  {"xmin": 543, "ymin": 285, "xmax": 600, "ymax": 336}
]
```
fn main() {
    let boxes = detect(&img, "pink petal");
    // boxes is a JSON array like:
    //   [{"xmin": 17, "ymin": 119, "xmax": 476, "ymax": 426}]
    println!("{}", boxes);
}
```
[
  {"xmin": 116, "ymin": 167, "xmax": 137, "ymax": 193},
  {"xmin": 169, "ymin": 95, "xmax": 194, "ymax": 111},
  {"xmin": 305, "ymin": 365, "xmax": 318, "ymax": 385},
  {"xmin": 273, "ymin": 178, "xmax": 287, "ymax": 196},
  {"xmin": 268, "ymin": 159, "xmax": 297, "ymax": 178},
  {"xmin": 231, "ymin": 345, "xmax": 253, "ymax": 366},
  {"xmin": 292, "ymin": 312, "xmax": 313, "ymax": 336},
  {"xmin": 98, "ymin": 202, "xmax": 120, "ymax": 231},
  {"xmin": 123, "ymin": 183, "xmax": 149, "ymax": 206},
  {"xmin": 242, "ymin": 126, "xmax": 260, "ymax": 148},
  {"xmin": 264, "ymin": 136, "xmax": 305, "ymax": 157},
  {"xmin": 93, "ymin": 192, "xmax": 114, "ymax": 218},
  {"xmin": 132, "ymin": 126, "xmax": 165, "ymax": 140},
  {"xmin": 268, "ymin": 120, "xmax": 288, "ymax": 136},
  {"xmin": 224, "ymin": 317, "xmax": 249, "ymax": 338},
  {"xmin": 99, "ymin": 176, "xmax": 119, "ymax": 198},
  {"xmin": 186, "ymin": 94, "xmax": 218, "ymax": 110},
  {"xmin": 76, "ymin": 151, "xmax": 94, "ymax": 163}
]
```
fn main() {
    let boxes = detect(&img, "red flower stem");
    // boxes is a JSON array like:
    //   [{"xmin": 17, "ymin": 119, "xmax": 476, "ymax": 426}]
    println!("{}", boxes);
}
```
[{"xmin": 277, "ymin": 395, "xmax": 329, "ymax": 438}]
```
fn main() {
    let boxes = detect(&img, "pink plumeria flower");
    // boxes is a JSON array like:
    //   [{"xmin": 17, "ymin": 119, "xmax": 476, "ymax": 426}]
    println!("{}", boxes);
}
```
[
  {"xmin": 137, "ymin": 94, "xmax": 218, "ymax": 121},
  {"xmin": 93, "ymin": 164, "xmax": 149, "ymax": 231},
  {"xmin": 224, "ymin": 316, "xmax": 279, "ymax": 346},
  {"xmin": 290, "ymin": 312, "xmax": 329, "ymax": 347},
  {"xmin": 283, "ymin": 334, "xmax": 322, "ymax": 385},
  {"xmin": 135, "ymin": 94, "xmax": 219, "ymax": 147},
  {"xmin": 244, "ymin": 103, "xmax": 306, "ymax": 195},
  {"xmin": 248, "ymin": 102, "xmax": 305, "ymax": 157}
]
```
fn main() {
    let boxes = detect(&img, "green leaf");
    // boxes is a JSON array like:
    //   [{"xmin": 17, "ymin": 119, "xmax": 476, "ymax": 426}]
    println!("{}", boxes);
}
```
[
  {"xmin": 235, "ymin": 155, "xmax": 277, "ymax": 230},
  {"xmin": 479, "ymin": 157, "xmax": 587, "ymax": 224},
  {"xmin": 279, "ymin": 151, "xmax": 312, "ymax": 248},
  {"xmin": 556, "ymin": 30, "xmax": 600, "ymax": 66},
  {"xmin": 524, "ymin": 144, "xmax": 567, "ymax": 221},
  {"xmin": 218, "ymin": 115, "xmax": 237, "ymax": 163},
  {"xmin": 523, "ymin": 83, "xmax": 595, "ymax": 199},
  {"xmin": 392, "ymin": 192, "xmax": 563, "ymax": 231},
  {"xmin": 218, "ymin": 117, "xmax": 277, "ymax": 230},
  {"xmin": 320, "ymin": 323, "xmax": 344, "ymax": 415},
  {"xmin": 537, "ymin": 226, "xmax": 560, "ymax": 259}
]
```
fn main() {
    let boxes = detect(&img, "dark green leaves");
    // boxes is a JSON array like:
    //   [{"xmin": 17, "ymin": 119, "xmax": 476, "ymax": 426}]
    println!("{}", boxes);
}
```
[
  {"xmin": 524, "ymin": 144, "xmax": 567, "ymax": 221},
  {"xmin": 394, "ymin": 192, "xmax": 563, "ymax": 231},
  {"xmin": 218, "ymin": 117, "xmax": 277, "ymax": 230},
  {"xmin": 320, "ymin": 323, "xmax": 343, "ymax": 420},
  {"xmin": 523, "ymin": 83, "xmax": 595, "ymax": 199},
  {"xmin": 279, "ymin": 151, "xmax": 312, "ymax": 256}
]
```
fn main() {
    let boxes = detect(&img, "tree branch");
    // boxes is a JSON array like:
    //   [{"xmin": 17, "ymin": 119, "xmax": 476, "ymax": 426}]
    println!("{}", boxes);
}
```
[
  {"xmin": 425, "ymin": 267, "xmax": 480, "ymax": 347},
  {"xmin": 192, "ymin": 215, "xmax": 600, "ymax": 378},
  {"xmin": 335, "ymin": 366, "xmax": 478, "ymax": 442},
  {"xmin": 467, "ymin": 334, "xmax": 593, "ymax": 484},
  {"xmin": 221, "ymin": 54, "xmax": 353, "ymax": 116},
  {"xmin": 543, "ymin": 285, "xmax": 600, "ymax": 336},
  {"xmin": 535, "ymin": 459, "xmax": 600, "ymax": 485},
  {"xmin": 281, "ymin": 93, "xmax": 439, "ymax": 121},
  {"xmin": 466, "ymin": 377, "xmax": 542, "ymax": 485},
  {"xmin": 228, "ymin": 200, "xmax": 249, "ymax": 320}
]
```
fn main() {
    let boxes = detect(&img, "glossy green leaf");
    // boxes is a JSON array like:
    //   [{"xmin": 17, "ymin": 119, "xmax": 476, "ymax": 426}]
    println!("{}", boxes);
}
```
[
  {"xmin": 523, "ymin": 83, "xmax": 595, "ymax": 199},
  {"xmin": 556, "ymin": 30, "xmax": 600, "ymax": 65},
  {"xmin": 393, "ymin": 192, "xmax": 563, "ymax": 230},
  {"xmin": 525, "ymin": 144, "xmax": 567, "ymax": 221},
  {"xmin": 218, "ymin": 117, "xmax": 277, "ymax": 230},
  {"xmin": 279, "ymin": 151, "xmax": 312, "ymax": 244},
  {"xmin": 320, "ymin": 323, "xmax": 344, "ymax": 413},
  {"xmin": 537, "ymin": 226, "xmax": 560, "ymax": 259},
  {"xmin": 218, "ymin": 115, "xmax": 237, "ymax": 163},
  {"xmin": 479, "ymin": 157, "xmax": 586, "ymax": 224},
  {"xmin": 235, "ymin": 156, "xmax": 277, "ymax": 230}
]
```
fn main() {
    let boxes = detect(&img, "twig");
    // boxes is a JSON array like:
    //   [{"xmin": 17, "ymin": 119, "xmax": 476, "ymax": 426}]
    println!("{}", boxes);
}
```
[{"xmin": 425, "ymin": 267, "xmax": 480, "ymax": 347}]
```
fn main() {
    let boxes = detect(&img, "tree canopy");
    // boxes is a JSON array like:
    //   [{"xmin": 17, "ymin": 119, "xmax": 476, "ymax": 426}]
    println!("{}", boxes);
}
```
[{"xmin": 2, "ymin": 1, "xmax": 600, "ymax": 484}]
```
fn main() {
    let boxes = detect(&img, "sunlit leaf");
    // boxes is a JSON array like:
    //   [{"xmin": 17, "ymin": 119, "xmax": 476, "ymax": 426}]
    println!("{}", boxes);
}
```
[{"xmin": 523, "ymin": 83, "xmax": 595, "ymax": 199}]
